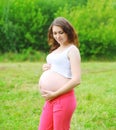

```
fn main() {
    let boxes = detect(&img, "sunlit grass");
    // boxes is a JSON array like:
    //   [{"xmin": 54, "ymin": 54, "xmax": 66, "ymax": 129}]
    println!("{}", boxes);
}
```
[{"xmin": 0, "ymin": 62, "xmax": 116, "ymax": 130}]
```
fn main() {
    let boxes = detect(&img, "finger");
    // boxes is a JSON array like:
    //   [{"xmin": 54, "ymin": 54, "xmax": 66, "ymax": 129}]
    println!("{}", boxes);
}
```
[
  {"xmin": 41, "ymin": 89, "xmax": 51, "ymax": 93},
  {"xmin": 41, "ymin": 94, "xmax": 48, "ymax": 98}
]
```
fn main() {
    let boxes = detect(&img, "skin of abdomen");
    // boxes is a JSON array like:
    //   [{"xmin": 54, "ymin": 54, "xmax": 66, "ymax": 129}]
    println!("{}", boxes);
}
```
[{"xmin": 39, "ymin": 69, "xmax": 70, "ymax": 94}]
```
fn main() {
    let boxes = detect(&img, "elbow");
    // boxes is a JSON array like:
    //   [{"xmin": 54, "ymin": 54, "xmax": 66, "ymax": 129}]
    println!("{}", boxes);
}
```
[
  {"xmin": 76, "ymin": 80, "xmax": 81, "ymax": 86},
  {"xmin": 73, "ymin": 78, "xmax": 81, "ymax": 86}
]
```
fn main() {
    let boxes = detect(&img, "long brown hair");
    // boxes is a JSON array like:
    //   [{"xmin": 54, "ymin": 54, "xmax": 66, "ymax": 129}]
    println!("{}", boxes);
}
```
[{"xmin": 48, "ymin": 17, "xmax": 79, "ymax": 52}]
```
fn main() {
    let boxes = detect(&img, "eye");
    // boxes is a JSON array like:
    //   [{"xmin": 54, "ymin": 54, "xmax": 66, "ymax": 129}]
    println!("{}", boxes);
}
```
[
  {"xmin": 53, "ymin": 31, "xmax": 64, "ymax": 35},
  {"xmin": 59, "ymin": 31, "xmax": 64, "ymax": 34},
  {"xmin": 53, "ymin": 32, "xmax": 57, "ymax": 35}
]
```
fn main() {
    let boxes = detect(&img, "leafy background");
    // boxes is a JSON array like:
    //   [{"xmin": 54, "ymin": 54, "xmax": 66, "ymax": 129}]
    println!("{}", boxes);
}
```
[{"xmin": 0, "ymin": 0, "xmax": 116, "ymax": 60}]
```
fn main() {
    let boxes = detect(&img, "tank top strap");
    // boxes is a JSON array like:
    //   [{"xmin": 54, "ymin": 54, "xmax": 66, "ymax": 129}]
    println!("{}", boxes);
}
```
[{"xmin": 64, "ymin": 45, "xmax": 75, "ymax": 54}]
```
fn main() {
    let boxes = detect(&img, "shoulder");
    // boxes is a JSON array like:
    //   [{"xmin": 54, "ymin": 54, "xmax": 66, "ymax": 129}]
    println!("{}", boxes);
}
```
[
  {"xmin": 68, "ymin": 45, "xmax": 81, "ymax": 60},
  {"xmin": 69, "ymin": 45, "xmax": 80, "ymax": 54}
]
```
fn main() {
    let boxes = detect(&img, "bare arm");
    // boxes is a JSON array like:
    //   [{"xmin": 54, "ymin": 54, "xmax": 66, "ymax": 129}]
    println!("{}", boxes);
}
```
[{"xmin": 54, "ymin": 46, "xmax": 81, "ymax": 96}]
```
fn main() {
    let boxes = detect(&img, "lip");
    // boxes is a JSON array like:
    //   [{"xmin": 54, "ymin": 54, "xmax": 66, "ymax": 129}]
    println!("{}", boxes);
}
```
[{"xmin": 57, "ymin": 38, "xmax": 62, "ymax": 42}]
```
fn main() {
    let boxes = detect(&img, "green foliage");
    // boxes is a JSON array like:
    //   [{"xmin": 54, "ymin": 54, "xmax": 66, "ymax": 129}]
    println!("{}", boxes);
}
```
[
  {"xmin": 0, "ymin": 0, "xmax": 83, "ymax": 53},
  {"xmin": 0, "ymin": 0, "xmax": 116, "ymax": 60},
  {"xmin": 0, "ymin": 0, "xmax": 48, "ymax": 52},
  {"xmin": 0, "ymin": 0, "xmax": 88, "ymax": 61},
  {"xmin": 0, "ymin": 48, "xmax": 47, "ymax": 62},
  {"xmin": 55, "ymin": 0, "xmax": 116, "ymax": 59}
]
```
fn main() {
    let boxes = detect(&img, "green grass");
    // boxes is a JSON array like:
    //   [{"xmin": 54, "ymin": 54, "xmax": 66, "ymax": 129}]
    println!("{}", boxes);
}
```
[
  {"xmin": 0, "ymin": 62, "xmax": 116, "ymax": 130},
  {"xmin": 0, "ymin": 50, "xmax": 47, "ymax": 62}
]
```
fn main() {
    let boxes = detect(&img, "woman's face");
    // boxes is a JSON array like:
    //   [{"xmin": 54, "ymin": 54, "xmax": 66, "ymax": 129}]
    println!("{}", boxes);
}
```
[{"xmin": 52, "ymin": 25, "xmax": 68, "ymax": 45}]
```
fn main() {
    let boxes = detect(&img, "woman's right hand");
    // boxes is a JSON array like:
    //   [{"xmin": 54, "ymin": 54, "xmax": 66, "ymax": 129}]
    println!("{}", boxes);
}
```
[{"xmin": 42, "ymin": 64, "xmax": 51, "ymax": 71}]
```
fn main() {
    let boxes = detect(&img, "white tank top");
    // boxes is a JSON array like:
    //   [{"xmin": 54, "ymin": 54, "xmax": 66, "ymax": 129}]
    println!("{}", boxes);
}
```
[{"xmin": 46, "ymin": 45, "xmax": 75, "ymax": 78}]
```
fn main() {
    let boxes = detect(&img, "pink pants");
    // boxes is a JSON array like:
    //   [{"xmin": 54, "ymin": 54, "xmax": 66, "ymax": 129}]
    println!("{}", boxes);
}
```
[{"xmin": 38, "ymin": 90, "xmax": 77, "ymax": 130}]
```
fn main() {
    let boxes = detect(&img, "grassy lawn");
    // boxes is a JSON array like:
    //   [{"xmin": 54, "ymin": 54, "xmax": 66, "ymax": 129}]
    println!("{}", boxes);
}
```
[{"xmin": 0, "ymin": 62, "xmax": 116, "ymax": 130}]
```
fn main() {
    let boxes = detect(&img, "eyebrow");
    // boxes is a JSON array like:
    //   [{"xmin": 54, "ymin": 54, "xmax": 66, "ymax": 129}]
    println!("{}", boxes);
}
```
[{"xmin": 53, "ymin": 31, "xmax": 64, "ymax": 33}]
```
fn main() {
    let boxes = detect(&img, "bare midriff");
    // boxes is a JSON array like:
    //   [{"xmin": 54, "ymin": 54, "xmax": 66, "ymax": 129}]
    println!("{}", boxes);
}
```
[{"xmin": 39, "ymin": 69, "xmax": 70, "ymax": 94}]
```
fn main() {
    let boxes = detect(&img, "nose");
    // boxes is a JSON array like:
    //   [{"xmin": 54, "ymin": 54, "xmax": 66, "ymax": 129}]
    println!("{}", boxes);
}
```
[{"xmin": 56, "ymin": 33, "xmax": 60, "ymax": 39}]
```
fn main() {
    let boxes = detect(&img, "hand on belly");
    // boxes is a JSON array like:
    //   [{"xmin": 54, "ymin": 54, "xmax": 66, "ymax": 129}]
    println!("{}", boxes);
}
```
[{"xmin": 40, "ymin": 88, "xmax": 57, "ymax": 101}]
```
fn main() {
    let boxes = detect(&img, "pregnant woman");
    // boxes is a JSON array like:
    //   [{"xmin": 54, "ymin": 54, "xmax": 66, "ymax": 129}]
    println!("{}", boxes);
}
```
[{"xmin": 38, "ymin": 17, "xmax": 81, "ymax": 130}]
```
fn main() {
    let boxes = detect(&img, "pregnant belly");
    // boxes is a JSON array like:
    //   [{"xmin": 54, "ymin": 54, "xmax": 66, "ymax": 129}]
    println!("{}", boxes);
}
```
[{"xmin": 39, "ymin": 70, "xmax": 70, "ymax": 93}]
